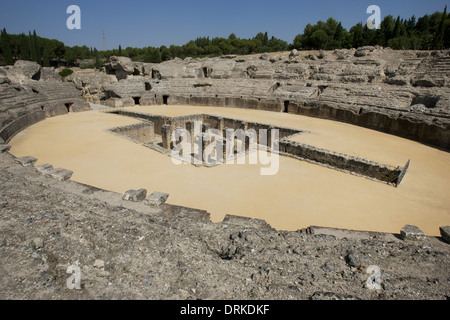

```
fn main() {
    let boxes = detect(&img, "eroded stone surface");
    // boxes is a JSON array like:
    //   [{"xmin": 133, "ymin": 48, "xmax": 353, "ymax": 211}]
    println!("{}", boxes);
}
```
[
  {"xmin": 145, "ymin": 192, "xmax": 169, "ymax": 207},
  {"xmin": 400, "ymin": 225, "xmax": 426, "ymax": 241},
  {"xmin": 122, "ymin": 189, "xmax": 147, "ymax": 202},
  {"xmin": 35, "ymin": 163, "xmax": 53, "ymax": 174},
  {"xmin": 44, "ymin": 168, "xmax": 73, "ymax": 181},
  {"xmin": 14, "ymin": 156, "xmax": 37, "ymax": 167},
  {"xmin": 0, "ymin": 152, "xmax": 449, "ymax": 300},
  {"xmin": 440, "ymin": 226, "xmax": 450, "ymax": 244},
  {"xmin": 92, "ymin": 49, "xmax": 450, "ymax": 151},
  {"xmin": 0, "ymin": 144, "xmax": 11, "ymax": 153}
]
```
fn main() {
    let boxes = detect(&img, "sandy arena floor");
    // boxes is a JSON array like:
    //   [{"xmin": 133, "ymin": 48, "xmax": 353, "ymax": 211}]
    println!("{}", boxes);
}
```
[{"xmin": 8, "ymin": 105, "xmax": 450, "ymax": 236}]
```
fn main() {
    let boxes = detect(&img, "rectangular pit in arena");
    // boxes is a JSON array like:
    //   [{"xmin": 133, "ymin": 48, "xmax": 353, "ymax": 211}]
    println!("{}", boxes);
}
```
[{"xmin": 104, "ymin": 109, "xmax": 409, "ymax": 186}]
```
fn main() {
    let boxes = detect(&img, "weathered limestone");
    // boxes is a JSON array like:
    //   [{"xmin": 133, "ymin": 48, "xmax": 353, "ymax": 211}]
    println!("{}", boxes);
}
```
[
  {"xmin": 400, "ymin": 225, "xmax": 426, "ymax": 241},
  {"xmin": 67, "ymin": 70, "xmax": 117, "ymax": 103},
  {"xmin": 35, "ymin": 163, "xmax": 54, "ymax": 174},
  {"xmin": 96, "ymin": 50, "xmax": 450, "ymax": 151},
  {"xmin": 0, "ymin": 66, "xmax": 90, "ymax": 143},
  {"xmin": 279, "ymin": 140, "xmax": 408, "ymax": 186},
  {"xmin": 110, "ymin": 122, "xmax": 155, "ymax": 144},
  {"xmin": 144, "ymin": 192, "xmax": 169, "ymax": 207},
  {"xmin": 161, "ymin": 124, "xmax": 172, "ymax": 149},
  {"xmin": 439, "ymin": 226, "xmax": 450, "ymax": 244},
  {"xmin": 122, "ymin": 189, "xmax": 147, "ymax": 202},
  {"xmin": 34, "ymin": 163, "xmax": 73, "ymax": 181},
  {"xmin": 45, "ymin": 168, "xmax": 73, "ymax": 181},
  {"xmin": 15, "ymin": 156, "xmax": 37, "ymax": 167},
  {"xmin": 0, "ymin": 144, "xmax": 11, "ymax": 153}
]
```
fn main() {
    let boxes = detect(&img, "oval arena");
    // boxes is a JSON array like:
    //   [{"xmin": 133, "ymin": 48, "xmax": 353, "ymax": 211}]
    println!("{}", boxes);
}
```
[{"xmin": 2, "ymin": 49, "xmax": 450, "ymax": 237}]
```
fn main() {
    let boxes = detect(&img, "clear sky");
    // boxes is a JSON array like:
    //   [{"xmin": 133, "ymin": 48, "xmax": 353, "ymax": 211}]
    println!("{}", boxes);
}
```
[{"xmin": 0, "ymin": 0, "xmax": 448, "ymax": 49}]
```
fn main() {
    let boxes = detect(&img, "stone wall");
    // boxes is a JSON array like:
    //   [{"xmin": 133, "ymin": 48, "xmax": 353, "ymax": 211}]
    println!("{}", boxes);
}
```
[
  {"xmin": 0, "ymin": 60, "xmax": 91, "ymax": 143},
  {"xmin": 279, "ymin": 140, "xmax": 408, "ymax": 186},
  {"xmin": 109, "ymin": 122, "xmax": 155, "ymax": 144},
  {"xmin": 106, "ymin": 109, "xmax": 407, "ymax": 185},
  {"xmin": 97, "ymin": 50, "xmax": 450, "ymax": 152},
  {"xmin": 0, "ymin": 111, "xmax": 46, "ymax": 143},
  {"xmin": 288, "ymin": 102, "xmax": 450, "ymax": 151}
]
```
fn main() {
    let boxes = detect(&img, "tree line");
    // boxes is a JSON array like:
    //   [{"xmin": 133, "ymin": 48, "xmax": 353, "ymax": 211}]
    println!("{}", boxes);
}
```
[
  {"xmin": 0, "ymin": 7, "xmax": 448, "ymax": 66},
  {"xmin": 294, "ymin": 7, "xmax": 448, "ymax": 50}
]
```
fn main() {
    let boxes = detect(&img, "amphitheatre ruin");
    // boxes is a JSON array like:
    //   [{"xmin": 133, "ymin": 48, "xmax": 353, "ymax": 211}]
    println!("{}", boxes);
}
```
[{"xmin": 0, "ymin": 47, "xmax": 449, "ymax": 300}]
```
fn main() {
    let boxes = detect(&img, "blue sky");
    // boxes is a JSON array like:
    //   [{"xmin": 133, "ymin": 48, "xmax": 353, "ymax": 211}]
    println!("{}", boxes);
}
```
[{"xmin": 0, "ymin": 0, "xmax": 448, "ymax": 49}]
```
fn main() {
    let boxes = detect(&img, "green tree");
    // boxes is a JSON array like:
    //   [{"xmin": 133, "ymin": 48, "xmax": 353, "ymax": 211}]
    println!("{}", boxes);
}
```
[
  {"xmin": 379, "ymin": 15, "xmax": 395, "ymax": 46},
  {"xmin": 144, "ymin": 47, "xmax": 161, "ymax": 63},
  {"xmin": 263, "ymin": 32, "xmax": 269, "ymax": 46},
  {"xmin": 64, "ymin": 46, "xmax": 77, "ymax": 65},
  {"xmin": 292, "ymin": 34, "xmax": 304, "ymax": 49},
  {"xmin": 1, "ymin": 29, "xmax": 14, "ymax": 65},
  {"xmin": 19, "ymin": 33, "xmax": 30, "ymax": 60},
  {"xmin": 160, "ymin": 46, "xmax": 172, "ymax": 61},
  {"xmin": 350, "ymin": 23, "xmax": 364, "ymax": 48},
  {"xmin": 432, "ymin": 6, "xmax": 447, "ymax": 49},
  {"xmin": 310, "ymin": 30, "xmax": 328, "ymax": 49},
  {"xmin": 29, "ymin": 31, "xmax": 38, "ymax": 63},
  {"xmin": 42, "ymin": 47, "xmax": 50, "ymax": 67}
]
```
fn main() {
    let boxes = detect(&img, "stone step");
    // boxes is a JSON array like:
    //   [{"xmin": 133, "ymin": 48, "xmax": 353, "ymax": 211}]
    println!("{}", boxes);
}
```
[{"xmin": 15, "ymin": 156, "xmax": 37, "ymax": 167}]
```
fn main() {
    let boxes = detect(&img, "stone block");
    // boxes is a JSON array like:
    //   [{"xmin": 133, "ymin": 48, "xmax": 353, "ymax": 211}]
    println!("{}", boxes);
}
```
[
  {"xmin": 35, "ymin": 164, "xmax": 54, "ymax": 174},
  {"xmin": 144, "ymin": 192, "xmax": 169, "ymax": 207},
  {"xmin": 439, "ymin": 226, "xmax": 450, "ymax": 244},
  {"xmin": 15, "ymin": 156, "xmax": 37, "ymax": 167},
  {"xmin": 45, "ymin": 168, "xmax": 73, "ymax": 181},
  {"xmin": 122, "ymin": 189, "xmax": 147, "ymax": 202},
  {"xmin": 400, "ymin": 225, "xmax": 426, "ymax": 241},
  {"xmin": 0, "ymin": 144, "xmax": 11, "ymax": 153}
]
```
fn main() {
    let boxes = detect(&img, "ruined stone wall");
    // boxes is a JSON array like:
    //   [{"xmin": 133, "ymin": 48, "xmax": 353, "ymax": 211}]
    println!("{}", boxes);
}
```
[
  {"xmin": 109, "ymin": 122, "xmax": 155, "ymax": 144},
  {"xmin": 0, "ymin": 61, "xmax": 90, "ymax": 143},
  {"xmin": 288, "ymin": 102, "xmax": 450, "ymax": 151},
  {"xmin": 107, "ymin": 110, "xmax": 170, "ymax": 135},
  {"xmin": 99, "ymin": 49, "xmax": 450, "ymax": 151},
  {"xmin": 109, "ymin": 109, "xmax": 407, "ymax": 185},
  {"xmin": 279, "ymin": 140, "xmax": 407, "ymax": 186},
  {"xmin": 0, "ymin": 111, "xmax": 46, "ymax": 143}
]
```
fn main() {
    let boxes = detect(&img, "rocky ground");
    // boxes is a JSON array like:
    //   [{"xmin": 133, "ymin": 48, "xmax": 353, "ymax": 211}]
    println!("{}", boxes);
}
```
[{"xmin": 0, "ymin": 151, "xmax": 448, "ymax": 300}]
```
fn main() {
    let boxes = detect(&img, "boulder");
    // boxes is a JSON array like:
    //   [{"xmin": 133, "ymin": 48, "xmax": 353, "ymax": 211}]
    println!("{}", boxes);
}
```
[
  {"xmin": 0, "ymin": 144, "xmax": 11, "ymax": 153},
  {"xmin": 317, "ymin": 50, "xmax": 326, "ymax": 59},
  {"xmin": 44, "ymin": 168, "xmax": 73, "ymax": 181},
  {"xmin": 67, "ymin": 71, "xmax": 117, "ymax": 102},
  {"xmin": 144, "ymin": 192, "xmax": 169, "ymax": 207},
  {"xmin": 15, "ymin": 156, "xmax": 38, "ymax": 167},
  {"xmin": 289, "ymin": 49, "xmax": 299, "ymax": 58},
  {"xmin": 259, "ymin": 53, "xmax": 270, "ymax": 61},
  {"xmin": 39, "ymin": 67, "xmax": 61, "ymax": 82},
  {"xmin": 0, "ymin": 60, "xmax": 41, "ymax": 84},
  {"xmin": 345, "ymin": 252, "xmax": 370, "ymax": 269},
  {"xmin": 14, "ymin": 60, "xmax": 41, "ymax": 80},
  {"xmin": 355, "ymin": 47, "xmax": 376, "ymax": 58},
  {"xmin": 105, "ymin": 56, "xmax": 144, "ymax": 80},
  {"xmin": 35, "ymin": 164, "xmax": 54, "ymax": 174},
  {"xmin": 439, "ymin": 226, "xmax": 450, "ymax": 243},
  {"xmin": 122, "ymin": 189, "xmax": 147, "ymax": 202},
  {"xmin": 400, "ymin": 225, "xmax": 426, "ymax": 241}
]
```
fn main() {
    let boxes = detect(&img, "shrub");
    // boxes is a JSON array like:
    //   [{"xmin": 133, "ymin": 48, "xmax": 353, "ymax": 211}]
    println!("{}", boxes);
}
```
[
  {"xmin": 59, "ymin": 68, "xmax": 74, "ymax": 78},
  {"xmin": 79, "ymin": 62, "xmax": 96, "ymax": 69}
]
